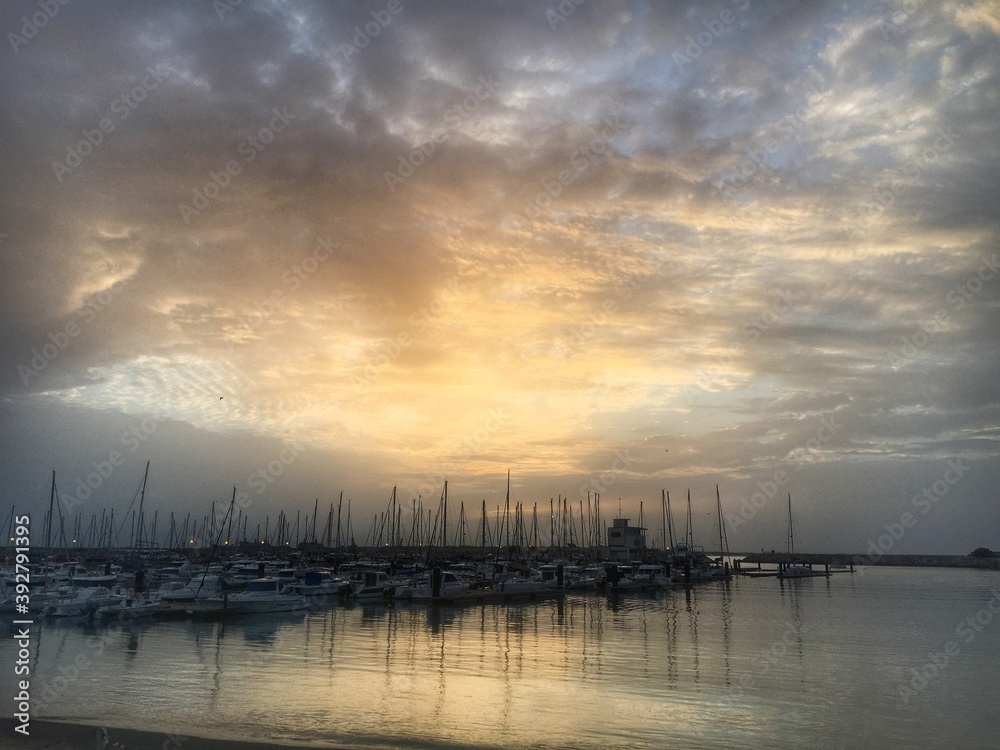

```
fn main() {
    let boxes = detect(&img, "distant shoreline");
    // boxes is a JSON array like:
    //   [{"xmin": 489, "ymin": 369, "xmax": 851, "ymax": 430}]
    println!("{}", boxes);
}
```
[
  {"xmin": 736, "ymin": 552, "xmax": 1000, "ymax": 570},
  {"xmin": 0, "ymin": 718, "xmax": 329, "ymax": 750}
]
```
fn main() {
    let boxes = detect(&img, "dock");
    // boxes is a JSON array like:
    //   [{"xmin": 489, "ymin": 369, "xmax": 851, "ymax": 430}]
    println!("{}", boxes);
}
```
[{"xmin": 733, "ymin": 556, "xmax": 855, "ymax": 579}]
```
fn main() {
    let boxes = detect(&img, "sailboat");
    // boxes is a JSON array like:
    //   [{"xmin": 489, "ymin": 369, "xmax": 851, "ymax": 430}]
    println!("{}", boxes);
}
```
[
  {"xmin": 669, "ymin": 490, "xmax": 727, "ymax": 584},
  {"xmin": 781, "ymin": 494, "xmax": 814, "ymax": 578}
]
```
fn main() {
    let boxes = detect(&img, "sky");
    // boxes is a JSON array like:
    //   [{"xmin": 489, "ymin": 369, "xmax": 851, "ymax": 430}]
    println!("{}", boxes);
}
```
[{"xmin": 1, "ymin": 0, "xmax": 998, "ymax": 556}]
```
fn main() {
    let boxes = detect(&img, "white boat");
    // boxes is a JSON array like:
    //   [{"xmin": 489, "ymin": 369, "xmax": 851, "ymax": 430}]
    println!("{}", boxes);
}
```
[
  {"xmin": 228, "ymin": 578, "xmax": 308, "ymax": 613},
  {"xmin": 489, "ymin": 566, "xmax": 559, "ymax": 593},
  {"xmin": 0, "ymin": 585, "xmax": 63, "ymax": 613},
  {"xmin": 409, "ymin": 570, "xmax": 473, "ymax": 601},
  {"xmin": 96, "ymin": 594, "xmax": 170, "ymax": 620},
  {"xmin": 780, "ymin": 564, "xmax": 817, "ymax": 578},
  {"xmin": 670, "ymin": 544, "xmax": 728, "ymax": 583},
  {"xmin": 71, "ymin": 567, "xmax": 120, "ymax": 588},
  {"xmin": 350, "ymin": 570, "xmax": 396, "ymax": 600},
  {"xmin": 159, "ymin": 576, "xmax": 224, "ymax": 602},
  {"xmin": 45, "ymin": 587, "xmax": 123, "ymax": 617},
  {"xmin": 633, "ymin": 563, "xmax": 672, "ymax": 589},
  {"xmin": 565, "ymin": 565, "xmax": 606, "ymax": 590},
  {"xmin": 287, "ymin": 569, "xmax": 353, "ymax": 599}
]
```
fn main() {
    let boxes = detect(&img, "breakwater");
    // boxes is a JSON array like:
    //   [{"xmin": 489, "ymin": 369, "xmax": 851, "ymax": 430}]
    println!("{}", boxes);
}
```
[{"xmin": 738, "ymin": 552, "xmax": 1000, "ymax": 570}]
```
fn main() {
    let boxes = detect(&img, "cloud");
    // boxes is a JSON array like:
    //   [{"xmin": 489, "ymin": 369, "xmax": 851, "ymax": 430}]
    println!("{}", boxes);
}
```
[{"xmin": 1, "ymin": 0, "xmax": 998, "ymax": 553}]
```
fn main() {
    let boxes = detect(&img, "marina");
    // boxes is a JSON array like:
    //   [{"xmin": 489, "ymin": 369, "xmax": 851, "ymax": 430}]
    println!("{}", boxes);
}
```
[
  {"xmin": 3, "ymin": 566, "xmax": 998, "ymax": 749},
  {"xmin": 3, "ymin": 2, "xmax": 999, "ymax": 748}
]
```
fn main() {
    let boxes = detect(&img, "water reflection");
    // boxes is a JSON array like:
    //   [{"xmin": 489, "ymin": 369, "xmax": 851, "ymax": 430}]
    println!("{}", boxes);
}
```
[{"xmin": 10, "ymin": 571, "xmax": 1000, "ymax": 750}]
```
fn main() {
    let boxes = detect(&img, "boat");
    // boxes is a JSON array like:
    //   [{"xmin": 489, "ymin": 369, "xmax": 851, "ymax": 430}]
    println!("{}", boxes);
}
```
[
  {"xmin": 44, "ymin": 586, "xmax": 123, "ymax": 617},
  {"xmin": 158, "ymin": 575, "xmax": 225, "ymax": 602},
  {"xmin": 96, "ymin": 594, "xmax": 170, "ymax": 621},
  {"xmin": 669, "ymin": 489, "xmax": 730, "ymax": 583},
  {"xmin": 565, "ymin": 564, "xmax": 606, "ymax": 590},
  {"xmin": 71, "ymin": 566, "xmax": 121, "ymax": 588},
  {"xmin": 778, "ymin": 494, "xmax": 827, "ymax": 579},
  {"xmin": 634, "ymin": 562, "xmax": 672, "ymax": 588},
  {"xmin": 227, "ymin": 577, "xmax": 308, "ymax": 613},
  {"xmin": 409, "ymin": 569, "xmax": 473, "ymax": 601},
  {"xmin": 350, "ymin": 570, "xmax": 397, "ymax": 601},
  {"xmin": 489, "ymin": 565, "xmax": 560, "ymax": 593},
  {"xmin": 780, "ymin": 564, "xmax": 816, "ymax": 578},
  {"xmin": 286, "ymin": 569, "xmax": 353, "ymax": 599},
  {"xmin": 601, "ymin": 562, "xmax": 670, "ymax": 592},
  {"xmin": 670, "ymin": 544, "xmax": 728, "ymax": 583}
]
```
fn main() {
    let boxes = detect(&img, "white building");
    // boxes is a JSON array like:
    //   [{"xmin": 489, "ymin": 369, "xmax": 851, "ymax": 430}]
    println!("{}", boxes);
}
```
[{"xmin": 607, "ymin": 518, "xmax": 646, "ymax": 559}]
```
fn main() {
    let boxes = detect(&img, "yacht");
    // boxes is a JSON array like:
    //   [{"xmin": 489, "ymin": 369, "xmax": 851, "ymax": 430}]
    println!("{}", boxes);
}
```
[
  {"xmin": 409, "ymin": 570, "xmax": 473, "ymax": 601},
  {"xmin": 350, "ymin": 570, "xmax": 396, "ymax": 600},
  {"xmin": 287, "ymin": 569, "xmax": 353, "ymax": 599},
  {"xmin": 45, "ymin": 586, "xmax": 123, "ymax": 617},
  {"xmin": 158, "ymin": 575, "xmax": 224, "ymax": 602},
  {"xmin": 228, "ymin": 577, "xmax": 308, "ymax": 613},
  {"xmin": 490, "ymin": 565, "xmax": 560, "ymax": 593}
]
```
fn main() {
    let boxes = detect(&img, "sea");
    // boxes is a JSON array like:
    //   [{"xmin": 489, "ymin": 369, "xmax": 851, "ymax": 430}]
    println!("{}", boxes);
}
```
[{"xmin": 4, "ymin": 566, "xmax": 999, "ymax": 749}]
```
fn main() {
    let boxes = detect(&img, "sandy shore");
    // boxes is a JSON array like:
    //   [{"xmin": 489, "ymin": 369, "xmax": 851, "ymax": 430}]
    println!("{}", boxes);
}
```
[{"xmin": 0, "ymin": 718, "xmax": 343, "ymax": 750}]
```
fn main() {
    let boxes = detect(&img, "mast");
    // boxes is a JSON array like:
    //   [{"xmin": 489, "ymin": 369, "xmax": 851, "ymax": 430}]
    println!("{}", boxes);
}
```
[
  {"xmin": 136, "ymin": 460, "xmax": 150, "ymax": 557},
  {"xmin": 481, "ymin": 500, "xmax": 487, "ymax": 559},
  {"xmin": 336, "ymin": 492, "xmax": 343, "ymax": 549},
  {"xmin": 549, "ymin": 497, "xmax": 556, "ymax": 547},
  {"xmin": 716, "ymin": 484, "xmax": 724, "ymax": 560},
  {"xmin": 494, "ymin": 470, "xmax": 510, "ymax": 573},
  {"xmin": 787, "ymin": 493, "xmax": 794, "ymax": 556},
  {"xmin": 441, "ymin": 481, "xmax": 448, "ymax": 550},
  {"xmin": 686, "ymin": 489, "xmax": 694, "ymax": 548},
  {"xmin": 46, "ymin": 470, "xmax": 56, "ymax": 555}
]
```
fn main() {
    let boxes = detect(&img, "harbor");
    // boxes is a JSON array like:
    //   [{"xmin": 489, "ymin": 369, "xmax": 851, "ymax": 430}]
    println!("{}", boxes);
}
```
[{"xmin": 4, "ymin": 566, "xmax": 998, "ymax": 750}]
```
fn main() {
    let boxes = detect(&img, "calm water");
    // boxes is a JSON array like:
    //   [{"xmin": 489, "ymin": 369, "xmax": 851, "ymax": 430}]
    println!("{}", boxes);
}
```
[{"xmin": 4, "ymin": 567, "xmax": 999, "ymax": 749}]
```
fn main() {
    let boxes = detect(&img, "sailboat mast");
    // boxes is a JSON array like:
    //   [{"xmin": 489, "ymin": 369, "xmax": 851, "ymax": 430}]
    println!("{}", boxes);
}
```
[
  {"xmin": 716, "ymin": 484, "xmax": 724, "ymax": 559},
  {"xmin": 686, "ymin": 489, "xmax": 693, "ymax": 548},
  {"xmin": 787, "ymin": 493, "xmax": 794, "ymax": 555},
  {"xmin": 136, "ymin": 460, "xmax": 150, "ymax": 556},
  {"xmin": 46, "ymin": 470, "xmax": 56, "ymax": 554}
]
